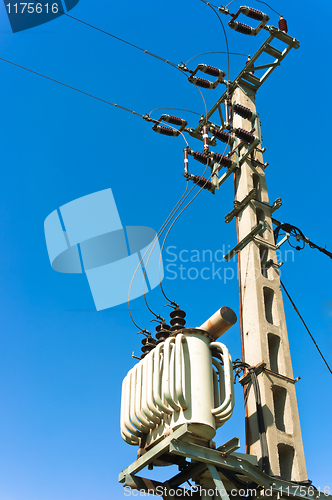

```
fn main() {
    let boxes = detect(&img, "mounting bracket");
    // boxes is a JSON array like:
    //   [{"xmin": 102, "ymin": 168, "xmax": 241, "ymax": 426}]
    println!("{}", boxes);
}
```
[
  {"xmin": 225, "ymin": 188, "xmax": 257, "ymax": 223},
  {"xmin": 223, "ymin": 221, "xmax": 264, "ymax": 262}
]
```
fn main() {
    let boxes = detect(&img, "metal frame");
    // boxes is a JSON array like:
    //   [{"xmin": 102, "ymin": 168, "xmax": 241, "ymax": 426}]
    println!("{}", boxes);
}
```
[
  {"xmin": 119, "ymin": 424, "xmax": 331, "ymax": 500},
  {"xmin": 193, "ymin": 27, "xmax": 299, "ymax": 134}
]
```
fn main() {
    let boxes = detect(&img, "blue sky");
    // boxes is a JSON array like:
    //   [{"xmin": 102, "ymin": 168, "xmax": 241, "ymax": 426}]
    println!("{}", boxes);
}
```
[{"xmin": 0, "ymin": 0, "xmax": 331, "ymax": 498}]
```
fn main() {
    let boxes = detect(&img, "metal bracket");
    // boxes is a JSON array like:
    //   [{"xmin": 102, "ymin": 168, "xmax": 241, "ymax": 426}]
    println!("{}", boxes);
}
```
[
  {"xmin": 254, "ymin": 197, "xmax": 282, "ymax": 214},
  {"xmin": 224, "ymin": 221, "xmax": 264, "ymax": 262},
  {"xmin": 119, "ymin": 430, "xmax": 329, "ymax": 500},
  {"xmin": 266, "ymin": 258, "xmax": 283, "ymax": 269},
  {"xmin": 217, "ymin": 437, "xmax": 240, "ymax": 454},
  {"xmin": 186, "ymin": 127, "xmax": 217, "ymax": 146},
  {"xmin": 218, "ymin": 162, "xmax": 238, "ymax": 187},
  {"xmin": 240, "ymin": 361, "xmax": 300, "ymax": 385},
  {"xmin": 238, "ymin": 137, "xmax": 261, "ymax": 165},
  {"xmin": 168, "ymin": 439, "xmax": 321, "ymax": 500},
  {"xmin": 276, "ymin": 232, "xmax": 290, "ymax": 249},
  {"xmin": 207, "ymin": 464, "xmax": 231, "ymax": 500},
  {"xmin": 239, "ymin": 362, "xmax": 266, "ymax": 386},
  {"xmin": 225, "ymin": 188, "xmax": 257, "ymax": 223},
  {"xmin": 193, "ymin": 28, "xmax": 299, "ymax": 134},
  {"xmin": 118, "ymin": 424, "xmax": 191, "ymax": 483},
  {"xmin": 247, "ymin": 157, "xmax": 269, "ymax": 169}
]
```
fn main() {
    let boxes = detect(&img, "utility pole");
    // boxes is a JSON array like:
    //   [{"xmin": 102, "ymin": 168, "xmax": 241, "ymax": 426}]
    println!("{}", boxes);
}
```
[
  {"xmin": 119, "ymin": 6, "xmax": 332, "ymax": 498},
  {"xmin": 231, "ymin": 84, "xmax": 307, "ymax": 481}
]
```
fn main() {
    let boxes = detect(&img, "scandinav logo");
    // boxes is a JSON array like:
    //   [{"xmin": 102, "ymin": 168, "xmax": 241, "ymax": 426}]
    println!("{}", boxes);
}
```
[{"xmin": 3, "ymin": 0, "xmax": 80, "ymax": 33}]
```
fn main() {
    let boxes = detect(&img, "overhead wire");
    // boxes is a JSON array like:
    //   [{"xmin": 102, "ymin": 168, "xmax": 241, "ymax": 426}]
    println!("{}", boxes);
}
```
[
  {"xmin": 199, "ymin": 0, "xmax": 230, "ymax": 82},
  {"xmin": 127, "ymin": 179, "xmax": 190, "ymax": 330},
  {"xmin": 31, "ymin": 0, "xmax": 181, "ymax": 71},
  {"xmin": 28, "ymin": 1, "xmax": 209, "ymax": 120},
  {"xmin": 0, "ymin": 56, "xmax": 202, "ymax": 330},
  {"xmin": 158, "ymin": 164, "xmax": 210, "ymax": 304},
  {"xmin": 148, "ymin": 107, "xmax": 201, "ymax": 117},
  {"xmin": 280, "ymin": 280, "xmax": 332, "ymax": 375},
  {"xmin": 128, "ymin": 123, "xmax": 193, "ymax": 323},
  {"xmin": 224, "ymin": 0, "xmax": 282, "ymax": 17},
  {"xmin": 7, "ymin": 0, "xmax": 229, "ymax": 326},
  {"xmin": 0, "ymin": 29, "xmax": 208, "ymax": 328},
  {"xmin": 185, "ymin": 50, "xmax": 248, "ymax": 65},
  {"xmin": 0, "ymin": 56, "xmax": 145, "ymax": 116},
  {"xmin": 154, "ymin": 0, "xmax": 233, "ymax": 307}
]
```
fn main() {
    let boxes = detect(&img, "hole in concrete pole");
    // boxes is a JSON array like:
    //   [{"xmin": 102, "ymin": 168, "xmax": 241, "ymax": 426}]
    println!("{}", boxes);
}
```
[
  {"xmin": 256, "ymin": 207, "xmax": 265, "ymax": 226},
  {"xmin": 268, "ymin": 333, "xmax": 280, "ymax": 373},
  {"xmin": 259, "ymin": 246, "xmax": 269, "ymax": 278},
  {"xmin": 272, "ymin": 385, "xmax": 287, "ymax": 432},
  {"xmin": 263, "ymin": 287, "xmax": 275, "ymax": 324},
  {"xmin": 253, "ymin": 173, "xmax": 261, "ymax": 202},
  {"xmin": 278, "ymin": 443, "xmax": 294, "ymax": 481}
]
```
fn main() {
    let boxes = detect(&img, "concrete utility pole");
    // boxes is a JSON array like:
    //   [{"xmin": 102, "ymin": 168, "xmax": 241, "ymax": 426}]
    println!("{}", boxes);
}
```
[
  {"xmin": 119, "ymin": 9, "xmax": 332, "ymax": 499},
  {"xmin": 232, "ymin": 85, "xmax": 307, "ymax": 481}
]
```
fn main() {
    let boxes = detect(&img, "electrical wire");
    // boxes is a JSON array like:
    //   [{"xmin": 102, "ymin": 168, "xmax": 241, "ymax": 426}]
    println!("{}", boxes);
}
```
[
  {"xmin": 131, "ymin": 0, "xmax": 237, "ymax": 316},
  {"xmin": 280, "ymin": 280, "xmax": 332, "ymax": 375},
  {"xmin": 127, "ymin": 180, "xmax": 190, "ymax": 329},
  {"xmin": 158, "ymin": 164, "xmax": 211, "ymax": 304},
  {"xmin": 0, "ymin": 58, "xmax": 205, "ymax": 328},
  {"xmin": 224, "ymin": 0, "xmax": 282, "ymax": 16},
  {"xmin": 31, "ymin": 0, "xmax": 181, "ymax": 71},
  {"xmin": 0, "ymin": 54, "xmax": 205, "ymax": 327},
  {"xmin": 14, "ymin": 0, "xmax": 225, "ymax": 324},
  {"xmin": 28, "ymin": 1, "xmax": 211, "ymax": 120},
  {"xmin": 185, "ymin": 50, "xmax": 248, "ymax": 65},
  {"xmin": 157, "ymin": 133, "xmax": 232, "ymax": 305},
  {"xmin": 148, "ymin": 107, "xmax": 201, "ymax": 117},
  {"xmin": 29, "ymin": 0, "xmax": 212, "ymax": 122},
  {"xmin": 274, "ymin": 222, "xmax": 332, "ymax": 259},
  {"xmin": 0, "ymin": 56, "xmax": 145, "ymax": 116},
  {"xmin": 154, "ymin": 0, "xmax": 233, "ymax": 306},
  {"xmin": 199, "ymin": 0, "xmax": 230, "ymax": 82}
]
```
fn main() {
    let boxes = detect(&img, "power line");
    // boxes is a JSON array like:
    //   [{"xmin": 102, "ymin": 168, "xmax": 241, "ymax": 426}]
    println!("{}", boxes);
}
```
[
  {"xmin": 29, "ymin": 0, "xmax": 209, "ymax": 118},
  {"xmin": 127, "ymin": 180, "xmax": 190, "ymax": 329},
  {"xmin": 148, "ymin": 107, "xmax": 201, "ymax": 117},
  {"xmin": 0, "ymin": 56, "xmax": 145, "ymax": 117},
  {"xmin": 185, "ymin": 51, "xmax": 248, "ymax": 65},
  {"xmin": 224, "ymin": 0, "xmax": 281, "ymax": 16},
  {"xmin": 158, "ymin": 167, "xmax": 211, "ymax": 304},
  {"xmin": 280, "ymin": 280, "xmax": 332, "ymax": 375},
  {"xmin": 32, "ymin": 0, "xmax": 181, "ymax": 71},
  {"xmin": 16, "ymin": 0, "xmax": 227, "ymax": 320},
  {"xmin": 199, "ymin": 0, "xmax": 231, "ymax": 82},
  {"xmin": 0, "ymin": 55, "xmax": 198, "ymax": 137}
]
